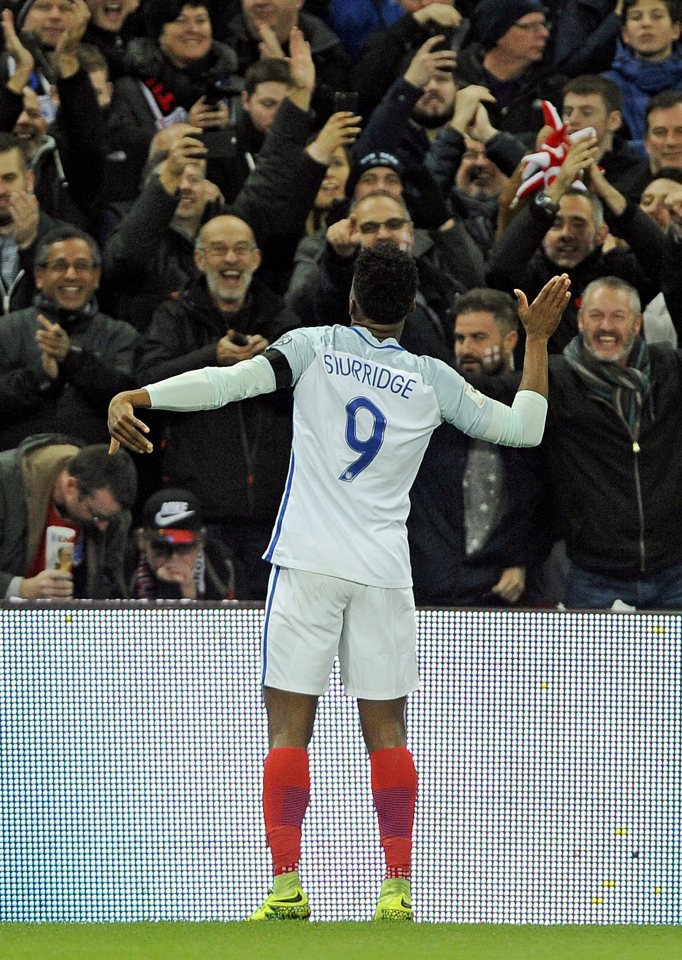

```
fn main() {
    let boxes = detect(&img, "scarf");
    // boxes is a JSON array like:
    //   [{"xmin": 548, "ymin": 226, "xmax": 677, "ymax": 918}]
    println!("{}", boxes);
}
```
[
  {"xmin": 562, "ymin": 335, "xmax": 654, "ymax": 446},
  {"xmin": 34, "ymin": 294, "xmax": 99, "ymax": 327}
]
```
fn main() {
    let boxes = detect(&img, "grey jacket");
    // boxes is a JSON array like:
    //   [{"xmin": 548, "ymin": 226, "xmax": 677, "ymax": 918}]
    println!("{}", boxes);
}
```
[{"xmin": 0, "ymin": 302, "xmax": 140, "ymax": 452}]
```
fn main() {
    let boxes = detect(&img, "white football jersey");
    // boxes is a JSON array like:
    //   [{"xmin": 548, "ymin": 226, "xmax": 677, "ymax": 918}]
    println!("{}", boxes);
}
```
[{"xmin": 263, "ymin": 325, "xmax": 503, "ymax": 588}]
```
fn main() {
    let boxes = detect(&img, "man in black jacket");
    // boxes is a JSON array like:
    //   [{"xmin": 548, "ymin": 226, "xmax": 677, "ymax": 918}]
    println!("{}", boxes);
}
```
[
  {"xmin": 137, "ymin": 213, "xmax": 299, "ymax": 600},
  {"xmin": 487, "ymin": 135, "xmax": 667, "ymax": 355},
  {"xmin": 408, "ymin": 287, "xmax": 549, "ymax": 606},
  {"xmin": 461, "ymin": 273, "xmax": 682, "ymax": 609},
  {"xmin": 546, "ymin": 275, "xmax": 682, "ymax": 609}
]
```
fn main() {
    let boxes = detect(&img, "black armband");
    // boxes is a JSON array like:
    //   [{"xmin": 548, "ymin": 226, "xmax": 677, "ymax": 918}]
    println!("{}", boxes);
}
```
[{"xmin": 264, "ymin": 347, "xmax": 294, "ymax": 389}]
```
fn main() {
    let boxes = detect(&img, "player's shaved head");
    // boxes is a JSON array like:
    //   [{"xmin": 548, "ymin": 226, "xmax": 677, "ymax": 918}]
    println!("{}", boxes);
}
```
[{"xmin": 351, "ymin": 242, "xmax": 418, "ymax": 326}]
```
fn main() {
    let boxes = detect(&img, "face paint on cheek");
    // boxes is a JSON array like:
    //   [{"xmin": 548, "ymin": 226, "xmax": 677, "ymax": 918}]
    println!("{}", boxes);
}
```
[
  {"xmin": 480, "ymin": 345, "xmax": 502, "ymax": 371},
  {"xmin": 396, "ymin": 231, "xmax": 412, "ymax": 252}
]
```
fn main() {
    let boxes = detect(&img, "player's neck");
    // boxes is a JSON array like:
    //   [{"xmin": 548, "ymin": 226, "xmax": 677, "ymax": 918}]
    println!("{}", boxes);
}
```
[{"xmin": 351, "ymin": 319, "xmax": 404, "ymax": 343}]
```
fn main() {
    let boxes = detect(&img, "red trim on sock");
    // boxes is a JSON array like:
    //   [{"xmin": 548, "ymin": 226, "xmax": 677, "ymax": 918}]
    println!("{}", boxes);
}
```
[
  {"xmin": 370, "ymin": 747, "xmax": 417, "ymax": 880},
  {"xmin": 263, "ymin": 748, "xmax": 310, "ymax": 876}
]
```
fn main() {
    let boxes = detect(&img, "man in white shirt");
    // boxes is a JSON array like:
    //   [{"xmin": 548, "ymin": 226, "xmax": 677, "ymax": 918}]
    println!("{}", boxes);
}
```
[{"xmin": 108, "ymin": 243, "xmax": 569, "ymax": 923}]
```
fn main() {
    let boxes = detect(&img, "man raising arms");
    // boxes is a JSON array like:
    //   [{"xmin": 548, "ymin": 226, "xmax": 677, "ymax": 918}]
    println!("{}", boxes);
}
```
[{"xmin": 108, "ymin": 245, "xmax": 569, "ymax": 922}]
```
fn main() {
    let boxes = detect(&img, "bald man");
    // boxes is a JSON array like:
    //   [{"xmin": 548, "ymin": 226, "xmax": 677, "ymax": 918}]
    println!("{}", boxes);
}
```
[{"xmin": 136, "ymin": 213, "xmax": 301, "ymax": 599}]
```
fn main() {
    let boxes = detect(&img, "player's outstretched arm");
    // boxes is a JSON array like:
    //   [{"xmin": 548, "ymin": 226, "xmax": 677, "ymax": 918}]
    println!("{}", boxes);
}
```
[
  {"xmin": 108, "ymin": 389, "xmax": 153, "ymax": 455},
  {"xmin": 515, "ymin": 274, "xmax": 571, "ymax": 399},
  {"xmin": 108, "ymin": 359, "xmax": 283, "ymax": 455}
]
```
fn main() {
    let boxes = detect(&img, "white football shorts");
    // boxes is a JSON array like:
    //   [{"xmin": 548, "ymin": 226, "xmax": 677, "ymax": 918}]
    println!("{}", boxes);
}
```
[{"xmin": 261, "ymin": 566, "xmax": 419, "ymax": 699}]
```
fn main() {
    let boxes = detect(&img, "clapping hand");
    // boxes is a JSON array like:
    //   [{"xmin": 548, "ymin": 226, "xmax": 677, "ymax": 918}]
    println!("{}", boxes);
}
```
[
  {"xmin": 35, "ymin": 313, "xmax": 69, "ymax": 380},
  {"xmin": 1, "ymin": 9, "xmax": 34, "ymax": 90}
]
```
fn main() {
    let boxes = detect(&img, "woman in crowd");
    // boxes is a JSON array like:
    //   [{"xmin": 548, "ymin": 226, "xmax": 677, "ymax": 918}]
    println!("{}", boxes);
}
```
[{"xmin": 107, "ymin": 0, "xmax": 239, "ymax": 200}]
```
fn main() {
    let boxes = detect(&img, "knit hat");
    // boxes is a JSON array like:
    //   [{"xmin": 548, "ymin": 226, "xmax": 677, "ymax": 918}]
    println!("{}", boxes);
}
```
[
  {"xmin": 144, "ymin": 0, "xmax": 205, "ymax": 40},
  {"xmin": 346, "ymin": 151, "xmax": 405, "ymax": 199},
  {"xmin": 142, "ymin": 489, "xmax": 204, "ymax": 544},
  {"xmin": 475, "ymin": 0, "xmax": 548, "ymax": 51}
]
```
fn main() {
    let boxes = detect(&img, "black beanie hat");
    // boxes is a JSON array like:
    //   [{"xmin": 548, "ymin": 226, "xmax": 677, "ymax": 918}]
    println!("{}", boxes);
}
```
[
  {"xmin": 475, "ymin": 0, "xmax": 548, "ymax": 51},
  {"xmin": 345, "ymin": 151, "xmax": 405, "ymax": 200}
]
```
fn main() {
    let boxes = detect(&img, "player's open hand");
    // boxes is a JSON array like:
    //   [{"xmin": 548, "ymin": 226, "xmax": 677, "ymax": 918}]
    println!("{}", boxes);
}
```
[
  {"xmin": 515, "ymin": 274, "xmax": 571, "ymax": 340},
  {"xmin": 108, "ymin": 391, "xmax": 153, "ymax": 455}
]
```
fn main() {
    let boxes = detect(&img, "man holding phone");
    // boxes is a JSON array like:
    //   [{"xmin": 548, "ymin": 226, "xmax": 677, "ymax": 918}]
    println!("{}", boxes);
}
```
[
  {"xmin": 136, "ymin": 213, "xmax": 301, "ymax": 599},
  {"xmin": 104, "ymin": 27, "xmax": 334, "ymax": 329}
]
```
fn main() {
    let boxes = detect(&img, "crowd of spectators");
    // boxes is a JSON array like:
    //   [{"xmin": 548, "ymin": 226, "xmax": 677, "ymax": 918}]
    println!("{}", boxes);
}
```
[{"xmin": 2, "ymin": 0, "xmax": 682, "ymax": 610}]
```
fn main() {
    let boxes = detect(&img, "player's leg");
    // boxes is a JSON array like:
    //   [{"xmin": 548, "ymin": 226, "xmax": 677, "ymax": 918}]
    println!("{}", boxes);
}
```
[
  {"xmin": 248, "ymin": 567, "xmax": 345, "ymax": 921},
  {"xmin": 341, "ymin": 583, "xmax": 419, "ymax": 921},
  {"xmin": 358, "ymin": 697, "xmax": 417, "ymax": 921},
  {"xmin": 263, "ymin": 688, "xmax": 317, "ymax": 884},
  {"xmin": 248, "ymin": 688, "xmax": 317, "ymax": 921}
]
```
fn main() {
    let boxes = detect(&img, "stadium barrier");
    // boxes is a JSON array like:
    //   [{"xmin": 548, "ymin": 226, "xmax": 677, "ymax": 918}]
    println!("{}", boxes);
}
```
[{"xmin": 1, "ymin": 603, "xmax": 679, "ymax": 923}]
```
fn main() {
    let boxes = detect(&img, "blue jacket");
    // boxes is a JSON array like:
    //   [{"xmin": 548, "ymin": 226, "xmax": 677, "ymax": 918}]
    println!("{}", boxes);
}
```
[
  {"xmin": 604, "ymin": 43, "xmax": 682, "ymax": 142},
  {"xmin": 328, "ymin": 0, "xmax": 404, "ymax": 61}
]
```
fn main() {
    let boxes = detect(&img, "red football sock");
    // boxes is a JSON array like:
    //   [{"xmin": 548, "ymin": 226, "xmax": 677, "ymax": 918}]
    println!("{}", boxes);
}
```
[
  {"xmin": 370, "ymin": 746, "xmax": 418, "ymax": 880},
  {"xmin": 262, "ymin": 747, "xmax": 310, "ymax": 876}
]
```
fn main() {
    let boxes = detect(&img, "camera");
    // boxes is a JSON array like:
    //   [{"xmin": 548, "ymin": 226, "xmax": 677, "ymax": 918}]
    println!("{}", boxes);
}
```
[{"xmin": 198, "ymin": 130, "xmax": 236, "ymax": 159}]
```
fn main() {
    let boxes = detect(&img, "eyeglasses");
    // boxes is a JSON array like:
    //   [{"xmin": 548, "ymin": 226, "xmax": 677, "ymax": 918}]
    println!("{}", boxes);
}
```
[
  {"xmin": 511, "ymin": 19, "xmax": 551, "ymax": 32},
  {"xmin": 357, "ymin": 217, "xmax": 410, "ymax": 235},
  {"xmin": 78, "ymin": 494, "xmax": 119, "ymax": 525},
  {"xmin": 199, "ymin": 243, "xmax": 256, "ymax": 259},
  {"xmin": 38, "ymin": 259, "xmax": 98, "ymax": 274}
]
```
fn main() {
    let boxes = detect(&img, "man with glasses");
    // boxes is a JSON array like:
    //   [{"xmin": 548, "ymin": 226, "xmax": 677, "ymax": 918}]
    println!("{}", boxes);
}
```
[
  {"xmin": 136, "ymin": 213, "xmax": 300, "ymax": 600},
  {"xmin": 0, "ymin": 433, "xmax": 136, "ymax": 599},
  {"xmin": 0, "ymin": 225, "xmax": 140, "ymax": 450},
  {"xmin": 310, "ymin": 190, "xmax": 464, "ymax": 361},
  {"xmin": 454, "ymin": 0, "xmax": 565, "ymax": 143}
]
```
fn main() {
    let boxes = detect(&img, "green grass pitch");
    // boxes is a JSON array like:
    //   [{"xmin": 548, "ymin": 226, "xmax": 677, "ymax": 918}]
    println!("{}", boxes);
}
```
[{"xmin": 1, "ymin": 923, "xmax": 681, "ymax": 960}]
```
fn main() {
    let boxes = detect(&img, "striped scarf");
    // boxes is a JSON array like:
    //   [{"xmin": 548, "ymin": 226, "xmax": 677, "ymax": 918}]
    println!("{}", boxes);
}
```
[{"xmin": 562, "ymin": 335, "xmax": 654, "ymax": 444}]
